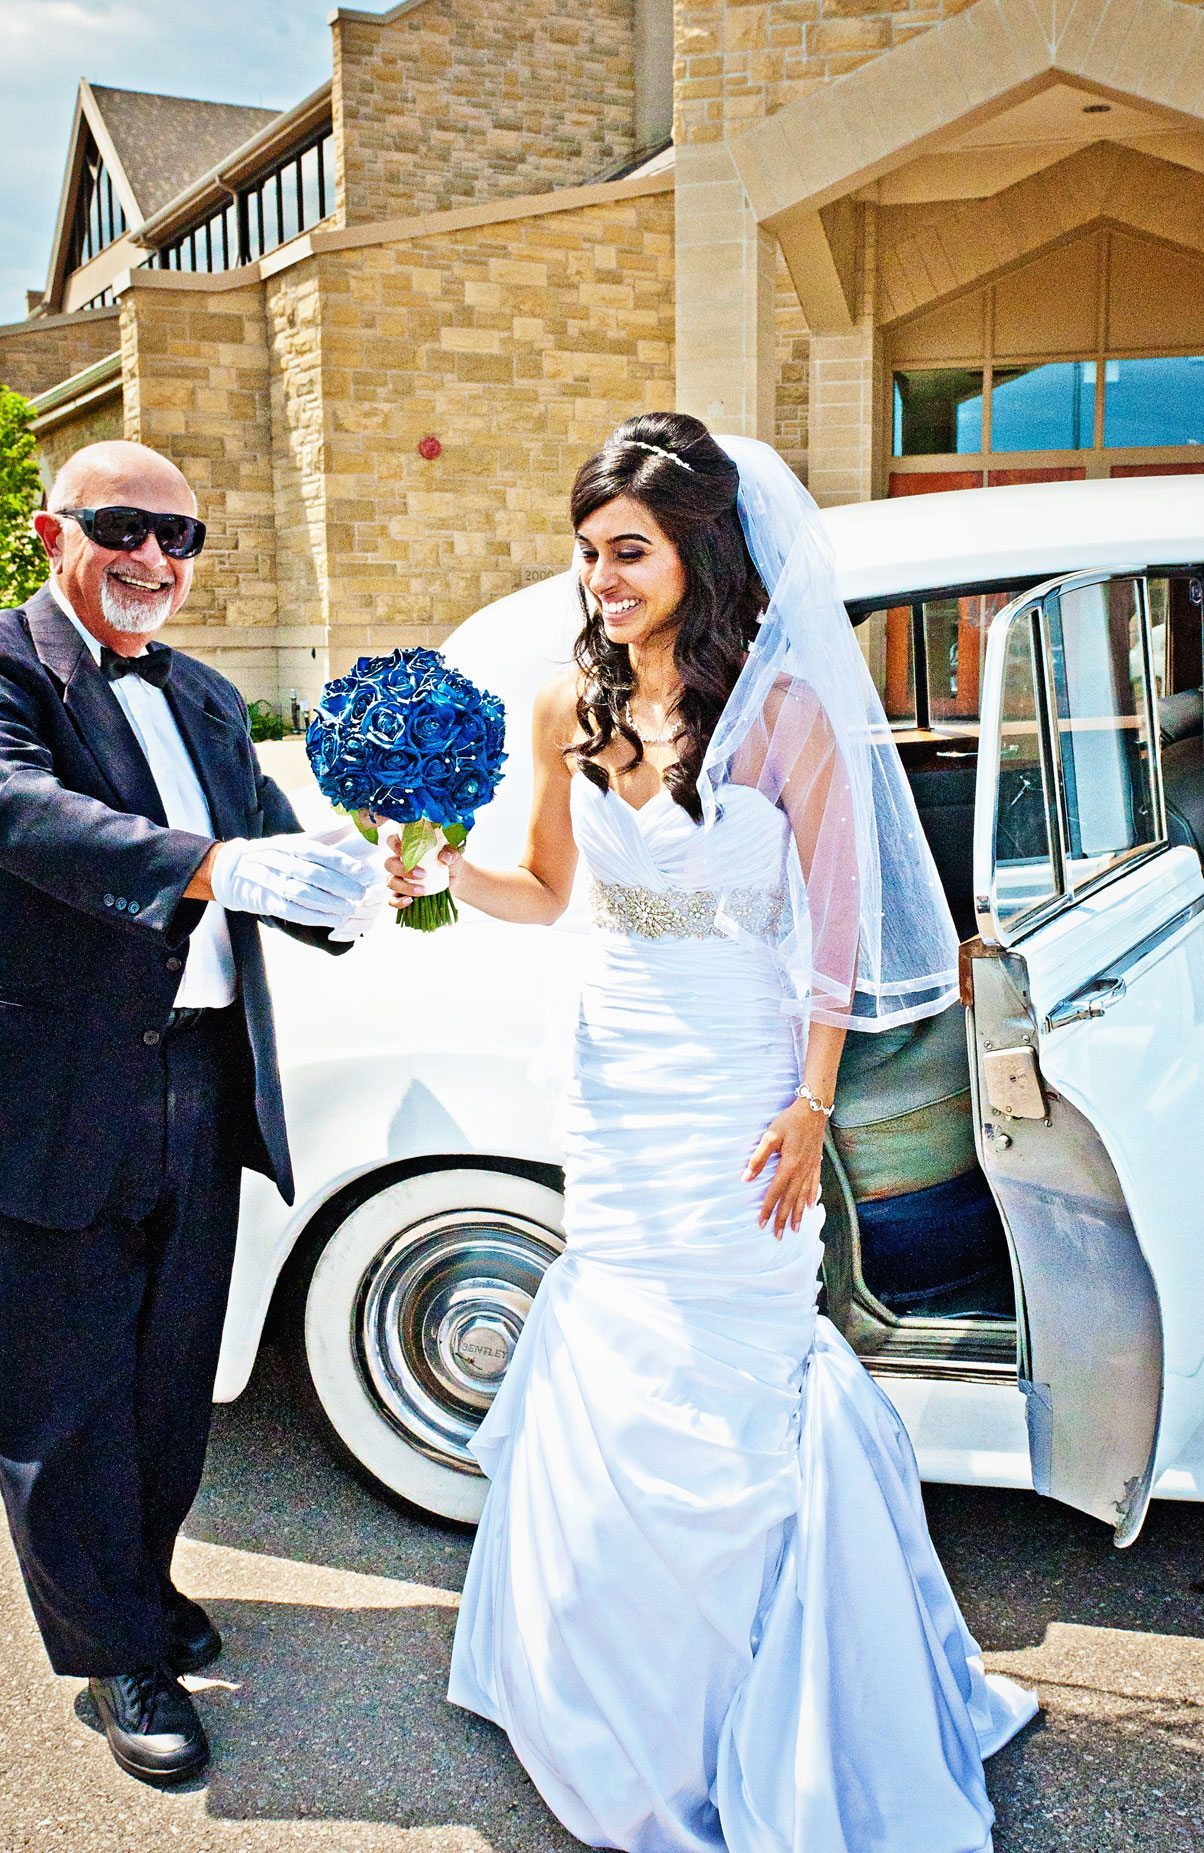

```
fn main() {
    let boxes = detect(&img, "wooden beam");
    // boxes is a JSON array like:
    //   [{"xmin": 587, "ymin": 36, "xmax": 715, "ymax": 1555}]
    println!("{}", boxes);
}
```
[{"xmin": 774, "ymin": 208, "xmax": 854, "ymax": 334}]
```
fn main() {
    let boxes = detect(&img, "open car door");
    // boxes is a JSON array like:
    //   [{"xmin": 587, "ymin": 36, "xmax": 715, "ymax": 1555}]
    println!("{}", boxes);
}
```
[{"xmin": 967, "ymin": 569, "xmax": 1204, "ymax": 1545}]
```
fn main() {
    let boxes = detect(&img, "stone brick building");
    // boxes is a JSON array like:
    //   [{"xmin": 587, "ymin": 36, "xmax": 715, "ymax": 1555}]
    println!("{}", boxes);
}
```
[{"xmin": 4, "ymin": 0, "xmax": 1204, "ymax": 704}]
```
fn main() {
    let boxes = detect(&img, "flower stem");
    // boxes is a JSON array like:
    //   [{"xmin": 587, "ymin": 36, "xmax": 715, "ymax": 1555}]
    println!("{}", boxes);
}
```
[{"xmin": 398, "ymin": 889, "xmax": 459, "ymax": 932}]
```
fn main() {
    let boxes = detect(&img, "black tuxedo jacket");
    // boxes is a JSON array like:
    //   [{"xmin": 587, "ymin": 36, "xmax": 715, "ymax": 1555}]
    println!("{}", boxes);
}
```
[{"xmin": 0, "ymin": 585, "xmax": 343, "ymax": 1230}]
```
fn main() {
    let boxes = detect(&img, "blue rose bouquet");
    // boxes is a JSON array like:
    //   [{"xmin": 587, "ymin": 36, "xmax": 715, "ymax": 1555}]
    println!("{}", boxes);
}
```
[{"xmin": 306, "ymin": 646, "xmax": 506, "ymax": 931}]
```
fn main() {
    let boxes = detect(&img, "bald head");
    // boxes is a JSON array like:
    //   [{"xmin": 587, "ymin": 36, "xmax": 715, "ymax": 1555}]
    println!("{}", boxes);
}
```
[
  {"xmin": 48, "ymin": 440, "xmax": 197, "ymax": 518},
  {"xmin": 34, "ymin": 440, "xmax": 201, "ymax": 656}
]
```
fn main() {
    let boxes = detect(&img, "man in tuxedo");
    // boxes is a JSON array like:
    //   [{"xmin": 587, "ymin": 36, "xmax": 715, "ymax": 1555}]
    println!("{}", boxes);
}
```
[{"xmin": 0, "ymin": 440, "xmax": 377, "ymax": 1785}]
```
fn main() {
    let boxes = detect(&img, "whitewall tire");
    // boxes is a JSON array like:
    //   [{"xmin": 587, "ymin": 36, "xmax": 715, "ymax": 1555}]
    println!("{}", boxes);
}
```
[{"xmin": 295, "ymin": 1166, "xmax": 564, "ymax": 1524}]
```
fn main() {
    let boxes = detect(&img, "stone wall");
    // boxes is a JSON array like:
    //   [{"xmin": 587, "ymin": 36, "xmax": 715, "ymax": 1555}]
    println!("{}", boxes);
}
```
[
  {"xmin": 317, "ymin": 186, "xmax": 676, "ymax": 671},
  {"xmin": 120, "ymin": 279, "xmax": 278, "ymax": 638},
  {"xmin": 99, "ymin": 179, "xmax": 674, "ymax": 703},
  {"xmin": 673, "ymin": 0, "xmax": 981, "ymax": 145},
  {"xmin": 774, "ymin": 250, "xmax": 808, "ymax": 478},
  {"xmin": 332, "ymin": 0, "xmax": 639, "ymax": 228},
  {"xmin": 34, "ymin": 393, "xmax": 124, "ymax": 486},
  {"xmin": 0, "ymin": 308, "xmax": 120, "ymax": 401},
  {"xmin": 672, "ymin": 0, "xmax": 983, "ymax": 446},
  {"xmin": 807, "ymin": 204, "xmax": 880, "ymax": 506},
  {"xmin": 265, "ymin": 269, "xmax": 328, "ymax": 641}
]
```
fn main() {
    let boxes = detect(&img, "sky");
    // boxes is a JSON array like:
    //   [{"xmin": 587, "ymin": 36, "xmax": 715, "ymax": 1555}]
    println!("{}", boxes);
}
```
[{"xmin": 0, "ymin": 0, "xmax": 392, "ymax": 327}]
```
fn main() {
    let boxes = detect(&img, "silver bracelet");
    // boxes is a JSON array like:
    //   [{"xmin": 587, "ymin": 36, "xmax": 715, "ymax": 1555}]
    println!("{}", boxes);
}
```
[{"xmin": 794, "ymin": 1079, "xmax": 834, "ymax": 1118}]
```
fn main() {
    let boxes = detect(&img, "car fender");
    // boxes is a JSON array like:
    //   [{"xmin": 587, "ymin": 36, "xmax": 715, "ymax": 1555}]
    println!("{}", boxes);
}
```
[{"xmin": 215, "ymin": 1044, "xmax": 567, "ymax": 1401}]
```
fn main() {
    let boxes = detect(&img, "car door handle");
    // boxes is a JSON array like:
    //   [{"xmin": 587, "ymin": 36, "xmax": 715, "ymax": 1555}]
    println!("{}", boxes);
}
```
[{"xmin": 1044, "ymin": 975, "xmax": 1127, "ymax": 1032}]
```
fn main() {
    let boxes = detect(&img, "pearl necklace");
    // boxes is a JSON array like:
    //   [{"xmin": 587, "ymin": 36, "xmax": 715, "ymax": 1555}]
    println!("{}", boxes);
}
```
[{"xmin": 622, "ymin": 698, "xmax": 678, "ymax": 748}]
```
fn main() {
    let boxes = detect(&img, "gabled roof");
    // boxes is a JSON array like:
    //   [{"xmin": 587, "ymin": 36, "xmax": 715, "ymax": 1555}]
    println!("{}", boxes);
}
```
[
  {"xmin": 41, "ymin": 80, "xmax": 281, "ymax": 311},
  {"xmin": 87, "ymin": 85, "xmax": 280, "ymax": 220}
]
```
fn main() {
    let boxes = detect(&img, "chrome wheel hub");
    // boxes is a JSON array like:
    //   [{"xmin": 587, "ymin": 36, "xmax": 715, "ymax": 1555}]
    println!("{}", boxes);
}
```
[{"xmin": 356, "ymin": 1208, "xmax": 560, "ymax": 1473}]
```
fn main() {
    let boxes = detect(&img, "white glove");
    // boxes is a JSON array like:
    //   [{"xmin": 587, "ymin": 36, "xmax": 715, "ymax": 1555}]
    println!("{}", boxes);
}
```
[
  {"xmin": 319, "ymin": 822, "xmax": 392, "ymax": 941},
  {"xmin": 328, "ymin": 884, "xmax": 391, "ymax": 943},
  {"xmin": 210, "ymin": 831, "xmax": 381, "ymax": 928}
]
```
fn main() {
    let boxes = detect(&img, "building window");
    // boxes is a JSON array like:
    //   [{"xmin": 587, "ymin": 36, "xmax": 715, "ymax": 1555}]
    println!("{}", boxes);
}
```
[
  {"xmin": 148, "ymin": 128, "xmax": 334, "ymax": 275},
  {"xmin": 893, "ymin": 361, "xmax": 1100, "ymax": 459},
  {"xmin": 887, "ymin": 228, "xmax": 1204, "ymax": 491},
  {"xmin": 67, "ymin": 143, "xmax": 128, "ymax": 270},
  {"xmin": 990, "ymin": 361, "xmax": 1096, "ymax": 453},
  {"xmin": 891, "ymin": 353, "xmax": 1202, "ymax": 461},
  {"xmin": 1101, "ymin": 356, "xmax": 1204, "ymax": 449},
  {"xmin": 893, "ymin": 370, "xmax": 983, "ymax": 456}
]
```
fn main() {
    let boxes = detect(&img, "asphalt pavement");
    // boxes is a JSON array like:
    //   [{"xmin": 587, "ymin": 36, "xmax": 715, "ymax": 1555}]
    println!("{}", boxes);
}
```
[{"xmin": 1, "ymin": 1346, "xmax": 1201, "ymax": 1852}]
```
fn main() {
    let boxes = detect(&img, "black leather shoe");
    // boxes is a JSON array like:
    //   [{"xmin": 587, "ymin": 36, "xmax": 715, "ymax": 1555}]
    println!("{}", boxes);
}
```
[
  {"xmin": 164, "ymin": 1588, "xmax": 222, "ymax": 1676},
  {"xmin": 88, "ymin": 1667, "xmax": 209, "ymax": 1786}
]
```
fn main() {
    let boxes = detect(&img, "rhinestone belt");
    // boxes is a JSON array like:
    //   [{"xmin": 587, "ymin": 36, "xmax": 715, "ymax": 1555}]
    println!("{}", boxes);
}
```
[{"xmin": 589, "ymin": 878, "xmax": 783, "ymax": 941}]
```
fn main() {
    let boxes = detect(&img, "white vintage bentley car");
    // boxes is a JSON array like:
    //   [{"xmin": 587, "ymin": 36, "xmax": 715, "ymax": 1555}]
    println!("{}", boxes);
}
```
[{"xmin": 219, "ymin": 474, "xmax": 1204, "ymax": 1545}]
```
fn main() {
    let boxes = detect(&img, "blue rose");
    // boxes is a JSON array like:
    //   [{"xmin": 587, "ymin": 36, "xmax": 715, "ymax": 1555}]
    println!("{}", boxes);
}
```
[
  {"xmin": 428, "ymin": 749, "xmax": 460, "ymax": 783},
  {"xmin": 450, "ymin": 710, "xmax": 486, "ymax": 752},
  {"xmin": 317, "ymin": 674, "xmax": 357, "ymax": 720},
  {"xmin": 409, "ymin": 695, "xmax": 460, "ymax": 752},
  {"xmin": 346, "ymin": 683, "xmax": 379, "ymax": 727},
  {"xmin": 369, "ymin": 743, "xmax": 424, "ymax": 789},
  {"xmin": 449, "ymin": 769, "xmax": 487, "ymax": 816},
  {"xmin": 362, "ymin": 701, "xmax": 408, "ymax": 748},
  {"xmin": 306, "ymin": 723, "xmax": 340, "ymax": 782}
]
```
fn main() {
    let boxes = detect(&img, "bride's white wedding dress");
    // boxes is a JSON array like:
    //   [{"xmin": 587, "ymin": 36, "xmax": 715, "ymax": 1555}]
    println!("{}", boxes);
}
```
[{"xmin": 449, "ymin": 775, "xmax": 1036, "ymax": 1853}]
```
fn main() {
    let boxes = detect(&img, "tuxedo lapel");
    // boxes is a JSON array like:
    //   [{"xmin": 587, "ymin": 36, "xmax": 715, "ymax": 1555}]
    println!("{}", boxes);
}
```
[
  {"xmin": 164, "ymin": 662, "xmax": 249, "ymax": 844},
  {"xmin": 25, "ymin": 588, "xmax": 168, "ymax": 825}
]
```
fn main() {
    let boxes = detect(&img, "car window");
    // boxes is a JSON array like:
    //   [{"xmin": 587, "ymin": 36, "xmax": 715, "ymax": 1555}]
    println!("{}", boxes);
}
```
[
  {"xmin": 923, "ymin": 590, "xmax": 1015, "ymax": 731},
  {"xmin": 1048, "ymin": 576, "xmax": 1162, "ymax": 888},
  {"xmin": 992, "ymin": 608, "xmax": 1059, "ymax": 928},
  {"xmin": 855, "ymin": 604, "xmax": 916, "ymax": 726},
  {"xmin": 852, "ymin": 572, "xmax": 1192, "ymax": 735}
]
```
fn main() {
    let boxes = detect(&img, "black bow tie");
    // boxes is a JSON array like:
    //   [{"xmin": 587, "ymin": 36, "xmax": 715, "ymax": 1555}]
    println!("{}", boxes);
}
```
[{"xmin": 100, "ymin": 643, "xmax": 173, "ymax": 689}]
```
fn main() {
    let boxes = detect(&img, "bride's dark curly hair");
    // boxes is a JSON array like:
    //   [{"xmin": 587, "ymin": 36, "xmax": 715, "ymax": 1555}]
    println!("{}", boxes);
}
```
[{"xmin": 567, "ymin": 411, "xmax": 767, "ymax": 821}]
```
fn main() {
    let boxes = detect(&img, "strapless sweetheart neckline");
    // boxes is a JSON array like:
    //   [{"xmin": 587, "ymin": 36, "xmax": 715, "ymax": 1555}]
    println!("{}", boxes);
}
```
[
  {"xmin": 601, "ymin": 780, "xmax": 673, "ymax": 821},
  {"xmin": 578, "ymin": 774, "xmax": 782, "ymax": 826}
]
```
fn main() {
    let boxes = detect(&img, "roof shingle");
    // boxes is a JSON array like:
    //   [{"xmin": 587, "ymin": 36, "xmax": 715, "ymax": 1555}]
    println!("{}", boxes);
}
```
[{"xmin": 88, "ymin": 84, "xmax": 282, "ymax": 219}]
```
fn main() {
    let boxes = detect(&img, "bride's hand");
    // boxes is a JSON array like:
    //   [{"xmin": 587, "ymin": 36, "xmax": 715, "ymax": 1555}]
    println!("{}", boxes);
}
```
[
  {"xmin": 743, "ymin": 1101, "xmax": 825, "ymax": 1239},
  {"xmin": 383, "ymin": 836, "xmax": 465, "ymax": 911}
]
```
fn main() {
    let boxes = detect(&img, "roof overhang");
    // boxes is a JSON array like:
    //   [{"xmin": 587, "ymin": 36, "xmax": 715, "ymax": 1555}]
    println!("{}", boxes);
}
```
[
  {"xmin": 27, "ymin": 348, "xmax": 123, "ymax": 439},
  {"xmin": 129, "ymin": 80, "xmax": 333, "ymax": 251},
  {"xmin": 42, "ymin": 80, "xmax": 144, "ymax": 313},
  {"xmin": 728, "ymin": 0, "xmax": 1204, "ymax": 333}
]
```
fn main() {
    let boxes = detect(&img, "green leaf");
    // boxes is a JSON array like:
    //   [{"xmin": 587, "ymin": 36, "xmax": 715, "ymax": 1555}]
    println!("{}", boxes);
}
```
[
  {"xmin": 337, "ymin": 805, "xmax": 379, "ymax": 846},
  {"xmin": 400, "ymin": 818, "xmax": 438, "ymax": 872}
]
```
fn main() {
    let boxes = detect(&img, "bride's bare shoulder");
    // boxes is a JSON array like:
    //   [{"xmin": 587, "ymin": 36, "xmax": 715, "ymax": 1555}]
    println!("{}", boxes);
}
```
[{"xmin": 533, "ymin": 666, "xmax": 583, "ymax": 751}]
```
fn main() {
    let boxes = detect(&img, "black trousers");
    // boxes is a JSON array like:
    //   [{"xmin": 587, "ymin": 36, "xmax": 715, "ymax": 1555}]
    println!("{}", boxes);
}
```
[{"xmin": 0, "ymin": 1010, "xmax": 244, "ymax": 1676}]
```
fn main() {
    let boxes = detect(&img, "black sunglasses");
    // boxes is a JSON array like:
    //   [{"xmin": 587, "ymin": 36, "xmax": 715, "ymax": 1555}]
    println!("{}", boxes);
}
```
[{"xmin": 55, "ymin": 505, "xmax": 207, "ymax": 560}]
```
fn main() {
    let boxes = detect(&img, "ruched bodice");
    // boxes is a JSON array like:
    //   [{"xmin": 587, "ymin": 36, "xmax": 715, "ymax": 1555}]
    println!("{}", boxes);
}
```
[
  {"xmin": 450, "ymin": 774, "xmax": 1037, "ymax": 1852},
  {"xmin": 570, "ymin": 773, "xmax": 790, "ymax": 895}
]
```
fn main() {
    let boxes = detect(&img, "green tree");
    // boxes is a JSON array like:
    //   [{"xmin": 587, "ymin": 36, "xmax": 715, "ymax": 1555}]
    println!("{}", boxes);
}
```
[{"xmin": 0, "ymin": 385, "xmax": 47, "ymax": 607}]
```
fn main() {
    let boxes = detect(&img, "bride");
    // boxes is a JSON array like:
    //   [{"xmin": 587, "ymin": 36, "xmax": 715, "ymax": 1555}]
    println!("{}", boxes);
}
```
[{"xmin": 386, "ymin": 413, "xmax": 1037, "ymax": 1851}]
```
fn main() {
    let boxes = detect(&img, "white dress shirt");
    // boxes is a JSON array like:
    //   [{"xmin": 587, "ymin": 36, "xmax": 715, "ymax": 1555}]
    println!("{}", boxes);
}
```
[{"xmin": 50, "ymin": 581, "xmax": 237, "ymax": 1008}]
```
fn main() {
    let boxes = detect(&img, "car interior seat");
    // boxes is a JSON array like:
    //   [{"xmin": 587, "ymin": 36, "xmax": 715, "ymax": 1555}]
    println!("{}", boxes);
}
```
[
  {"xmin": 1159, "ymin": 687, "xmax": 1204, "ymax": 866},
  {"xmin": 832, "ymin": 1003, "xmax": 1013, "ymax": 1320},
  {"xmin": 905, "ymin": 758, "xmax": 978, "ymax": 940}
]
